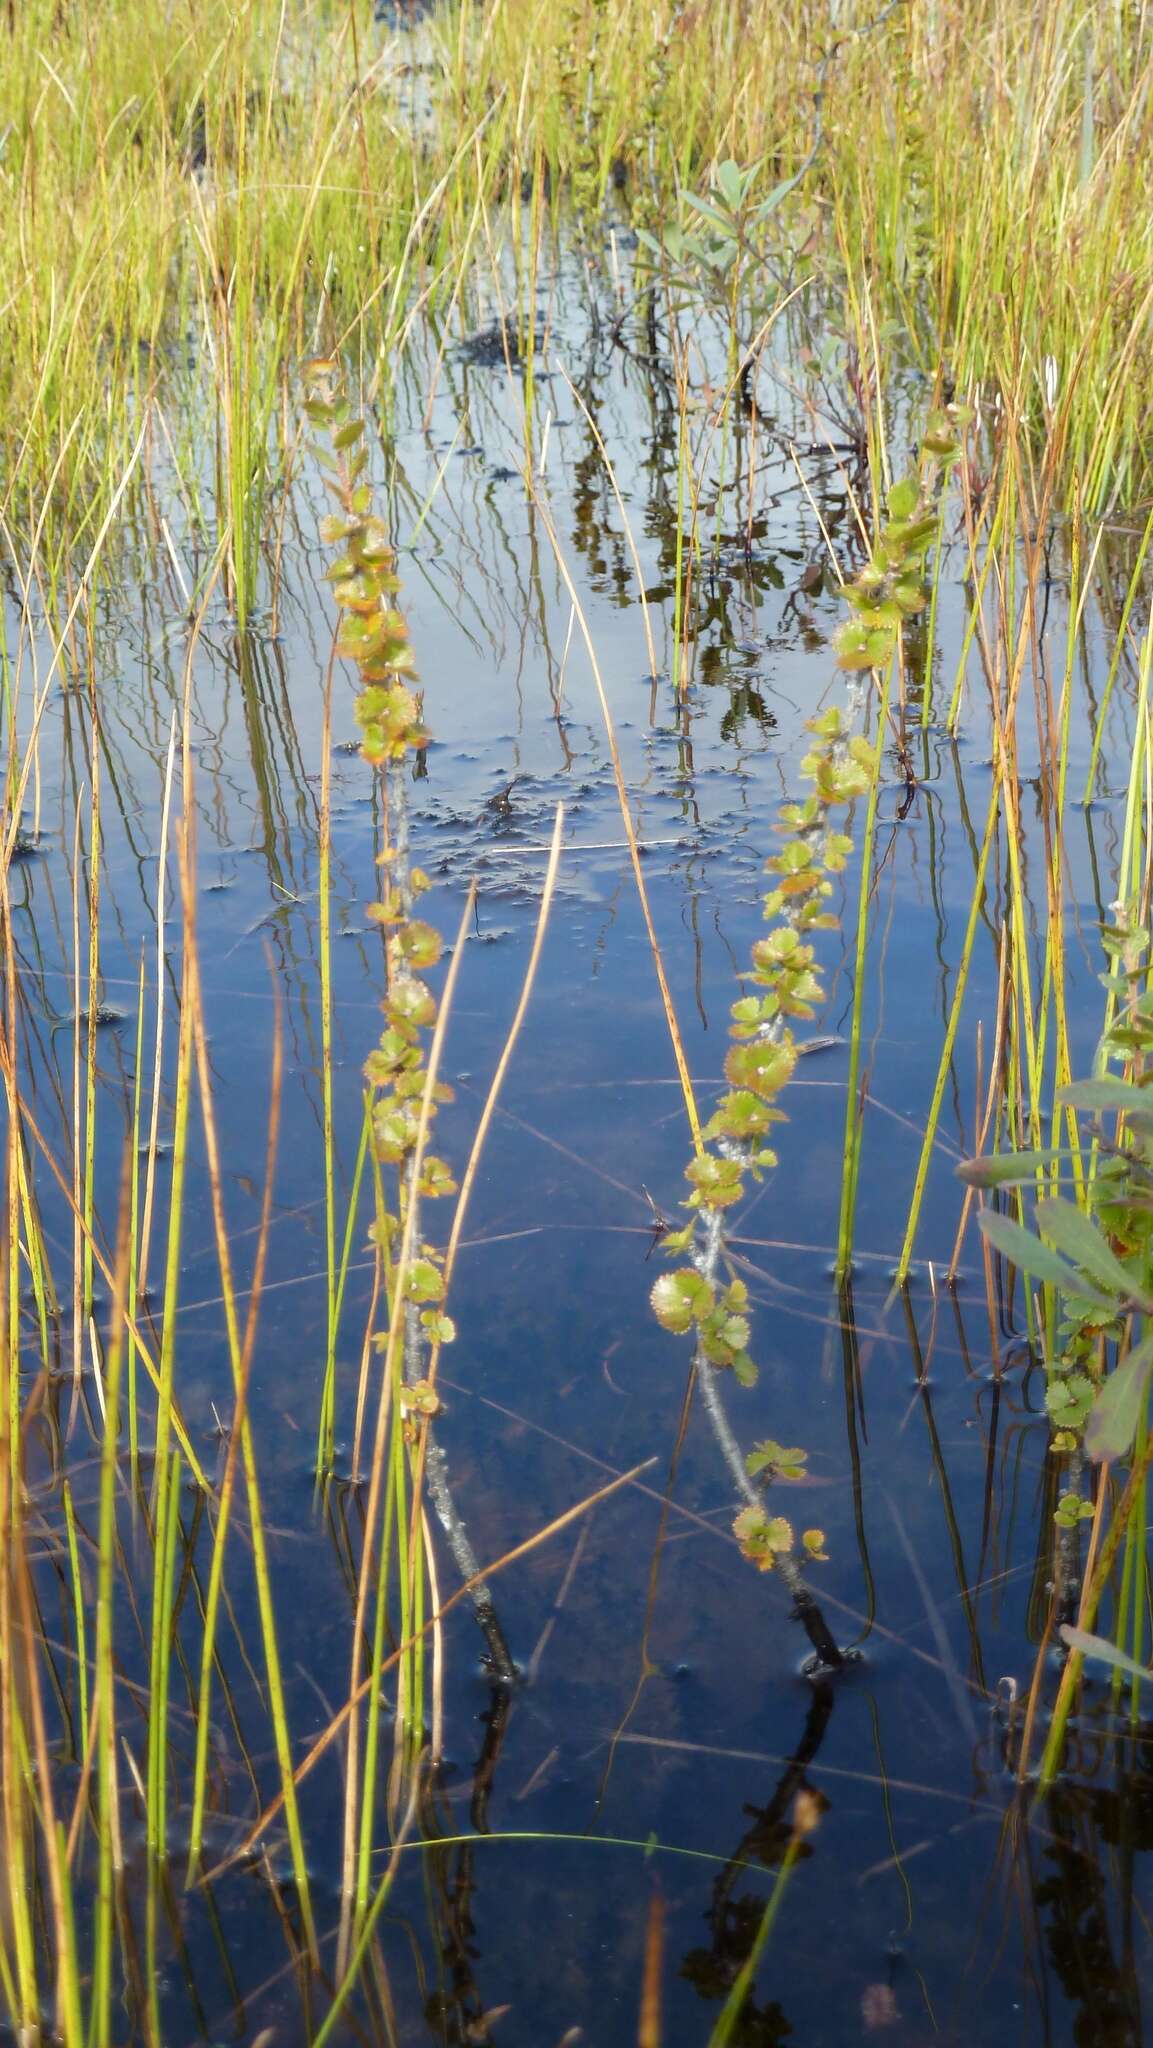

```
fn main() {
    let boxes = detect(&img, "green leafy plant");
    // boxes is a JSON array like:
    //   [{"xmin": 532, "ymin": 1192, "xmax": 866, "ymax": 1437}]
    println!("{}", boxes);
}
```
[
  {"xmin": 651, "ymin": 401, "xmax": 970, "ymax": 1664},
  {"xmin": 636, "ymin": 156, "xmax": 793, "ymax": 296},
  {"xmin": 960, "ymin": 916, "xmax": 1153, "ymax": 1583},
  {"xmin": 649, "ymin": 696, "xmax": 872, "ymax": 1664},
  {"xmin": 834, "ymin": 408, "xmax": 972, "ymax": 671},
  {"xmin": 304, "ymin": 355, "xmax": 457, "ymax": 1265},
  {"xmin": 303, "ymin": 357, "xmax": 515, "ymax": 1708},
  {"xmin": 557, "ymin": 0, "xmax": 611, "ymax": 225}
]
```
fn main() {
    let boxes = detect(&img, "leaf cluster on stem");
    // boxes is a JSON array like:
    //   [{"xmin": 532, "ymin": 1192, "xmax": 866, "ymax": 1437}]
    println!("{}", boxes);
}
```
[{"xmin": 653, "ymin": 400, "xmax": 971, "ymax": 1642}]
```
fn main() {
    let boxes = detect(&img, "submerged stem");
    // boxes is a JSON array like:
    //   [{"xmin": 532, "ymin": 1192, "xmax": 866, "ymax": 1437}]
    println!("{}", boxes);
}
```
[
  {"xmin": 1054, "ymin": 1444, "xmax": 1085, "ymax": 1625},
  {"xmin": 692, "ymin": 1215, "xmax": 844, "ymax": 1672},
  {"xmin": 422, "ymin": 1440, "xmax": 516, "ymax": 1682},
  {"xmin": 386, "ymin": 760, "xmax": 516, "ymax": 1685}
]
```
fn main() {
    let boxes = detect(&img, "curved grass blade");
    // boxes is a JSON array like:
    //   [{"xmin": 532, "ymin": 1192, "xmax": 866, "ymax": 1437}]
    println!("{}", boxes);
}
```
[{"xmin": 1059, "ymin": 1623, "xmax": 1152, "ymax": 1685}]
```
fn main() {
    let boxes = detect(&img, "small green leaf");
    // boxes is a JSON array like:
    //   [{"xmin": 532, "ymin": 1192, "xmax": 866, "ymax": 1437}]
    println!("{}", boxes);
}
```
[
  {"xmin": 1059, "ymin": 1077, "xmax": 1153, "ymax": 1117},
  {"xmin": 398, "ymin": 920, "xmax": 442, "ymax": 969},
  {"xmin": 684, "ymin": 1153, "xmax": 744, "ymax": 1210},
  {"xmin": 887, "ymin": 476, "xmax": 919, "ymax": 521},
  {"xmin": 755, "ymin": 170, "xmax": 804, "ymax": 218},
  {"xmin": 733, "ymin": 1506, "xmax": 793, "ymax": 1570},
  {"xmin": 420, "ymin": 1310, "xmax": 457, "ymax": 1345},
  {"xmin": 658, "ymin": 1222, "xmax": 696, "ymax": 1255},
  {"xmin": 1036, "ymin": 1197, "xmax": 1152, "ymax": 1309},
  {"xmin": 651, "ymin": 1269, "xmax": 712, "ymax": 1334},
  {"xmin": 418, "ymin": 1155, "xmax": 457, "ymax": 1199},
  {"xmin": 1084, "ymin": 1332, "xmax": 1153, "ymax": 1463},
  {"xmin": 682, "ymin": 189, "xmax": 729, "ymax": 230},
  {"xmin": 714, "ymin": 158, "xmax": 744, "ymax": 211},
  {"xmin": 401, "ymin": 1377, "xmax": 440, "ymax": 1416},
  {"xmin": 956, "ymin": 1148, "xmax": 1067, "ymax": 1188},
  {"xmin": 724, "ymin": 1038, "xmax": 796, "ymax": 1099},
  {"xmin": 979, "ymin": 1210, "xmax": 1111, "ymax": 1302},
  {"xmin": 834, "ymin": 619, "xmax": 888, "ymax": 671},
  {"xmin": 404, "ymin": 1258, "xmax": 445, "ymax": 1303},
  {"xmin": 747, "ymin": 1438, "xmax": 808, "ymax": 1481},
  {"xmin": 1046, "ymin": 1370, "xmax": 1096, "ymax": 1429}
]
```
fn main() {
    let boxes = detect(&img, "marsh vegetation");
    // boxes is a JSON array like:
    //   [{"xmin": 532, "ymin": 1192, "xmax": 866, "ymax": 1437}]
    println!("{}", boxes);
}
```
[{"xmin": 3, "ymin": 0, "xmax": 1153, "ymax": 2040}]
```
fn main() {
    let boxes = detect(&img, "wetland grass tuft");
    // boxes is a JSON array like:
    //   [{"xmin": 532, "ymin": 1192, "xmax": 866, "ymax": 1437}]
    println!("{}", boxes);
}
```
[{"xmin": 1, "ymin": 0, "xmax": 1152, "ymax": 555}]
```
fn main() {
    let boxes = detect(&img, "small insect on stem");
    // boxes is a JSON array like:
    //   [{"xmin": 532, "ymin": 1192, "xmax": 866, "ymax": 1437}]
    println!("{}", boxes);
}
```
[{"xmin": 641, "ymin": 1185, "xmax": 672, "ymax": 1262}]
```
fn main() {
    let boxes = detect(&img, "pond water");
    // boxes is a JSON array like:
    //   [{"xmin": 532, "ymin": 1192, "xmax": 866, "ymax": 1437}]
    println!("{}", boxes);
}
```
[{"xmin": 7, "ymin": 234, "xmax": 1153, "ymax": 2045}]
